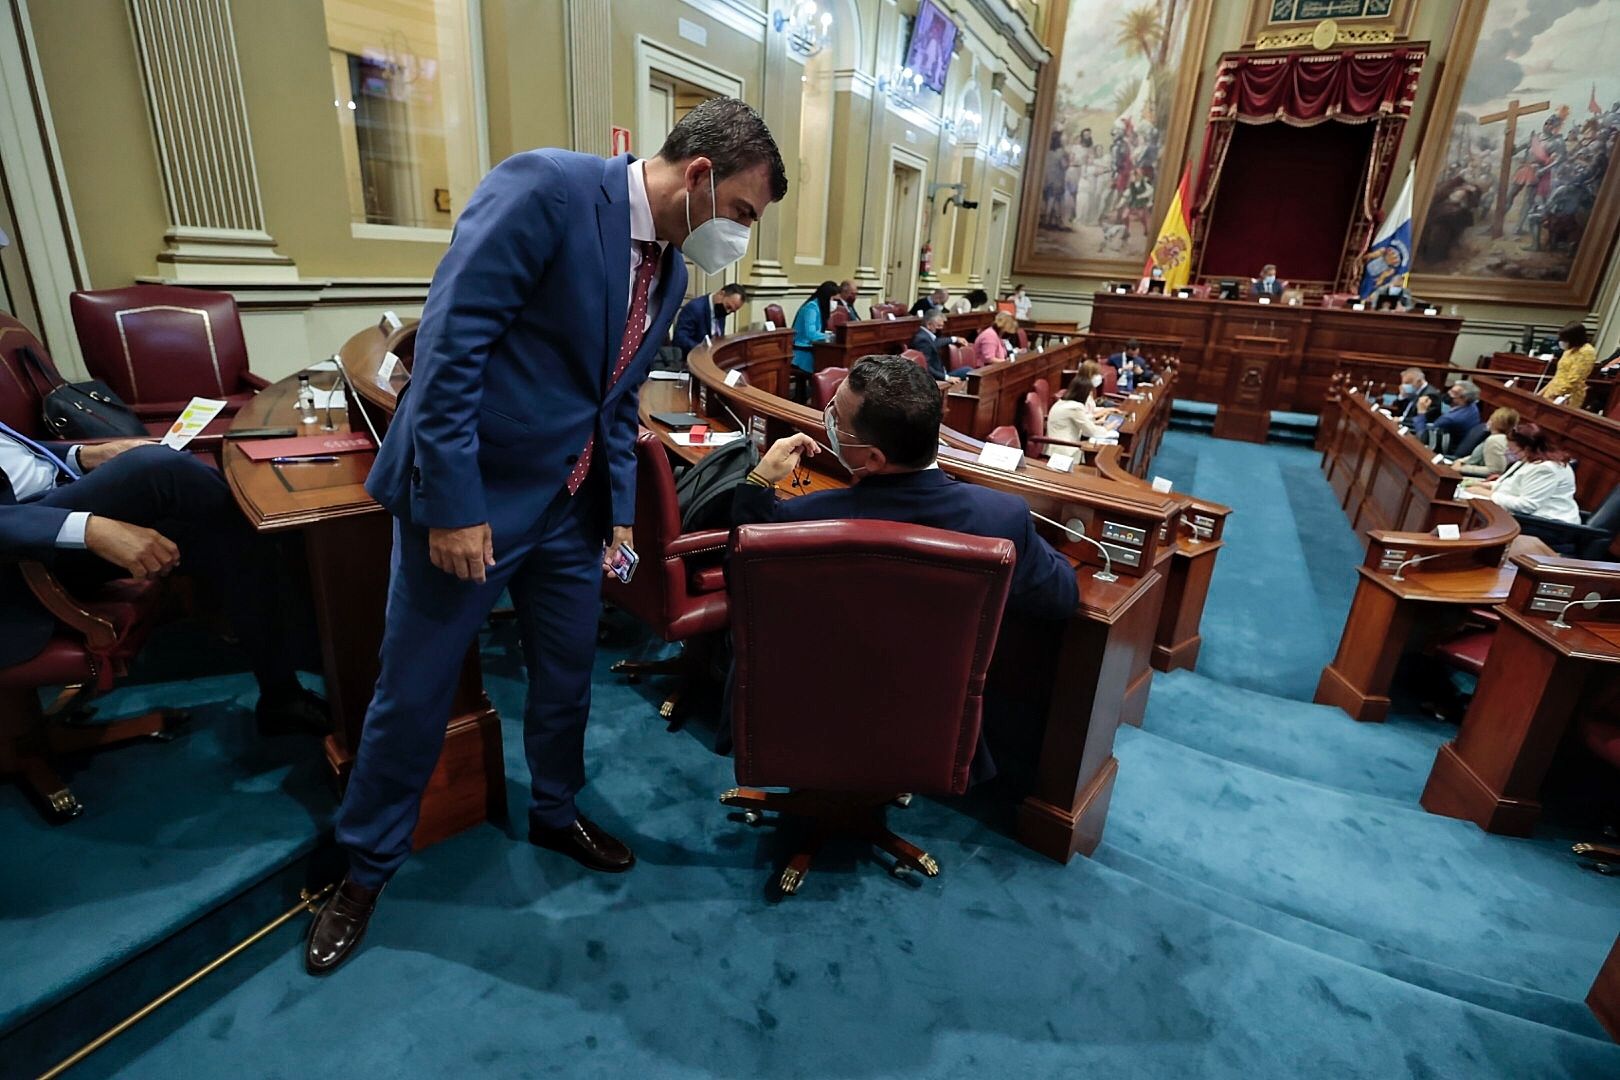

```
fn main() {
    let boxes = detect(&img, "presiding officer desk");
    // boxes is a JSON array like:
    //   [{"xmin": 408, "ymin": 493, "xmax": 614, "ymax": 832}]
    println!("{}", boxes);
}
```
[
  {"xmin": 223, "ymin": 325, "xmax": 505, "ymax": 854},
  {"xmin": 642, "ymin": 329, "xmax": 1230, "ymax": 863}
]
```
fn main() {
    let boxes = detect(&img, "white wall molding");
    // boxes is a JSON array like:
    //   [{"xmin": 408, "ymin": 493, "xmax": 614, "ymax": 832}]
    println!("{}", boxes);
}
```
[
  {"xmin": 0, "ymin": 0, "xmax": 89, "ymax": 373},
  {"xmin": 566, "ymin": 0, "xmax": 612, "ymax": 155},
  {"xmin": 680, "ymin": 0, "xmax": 766, "ymax": 43}
]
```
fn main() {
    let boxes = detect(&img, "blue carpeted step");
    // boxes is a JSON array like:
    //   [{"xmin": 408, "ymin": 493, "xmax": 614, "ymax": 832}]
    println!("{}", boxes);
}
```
[
  {"xmin": 1106, "ymin": 726, "xmax": 1620, "ymax": 1007},
  {"xmin": 1142, "ymin": 668, "xmax": 1452, "ymax": 804},
  {"xmin": 0, "ymin": 673, "xmax": 334, "ymax": 1040}
]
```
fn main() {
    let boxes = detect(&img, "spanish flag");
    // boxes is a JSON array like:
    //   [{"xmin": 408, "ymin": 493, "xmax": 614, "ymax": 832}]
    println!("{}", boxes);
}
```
[{"xmin": 1144, "ymin": 167, "xmax": 1193, "ymax": 290}]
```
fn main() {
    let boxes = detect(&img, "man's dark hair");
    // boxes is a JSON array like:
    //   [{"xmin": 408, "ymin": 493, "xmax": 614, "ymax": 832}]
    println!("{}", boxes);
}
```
[
  {"xmin": 718, "ymin": 283, "xmax": 748, "ymax": 300},
  {"xmin": 657, "ymin": 97, "xmax": 788, "ymax": 201},
  {"xmin": 1126, "ymin": 338, "xmax": 1140, "ymax": 351},
  {"xmin": 845, "ymin": 355, "xmax": 941, "ymax": 469}
]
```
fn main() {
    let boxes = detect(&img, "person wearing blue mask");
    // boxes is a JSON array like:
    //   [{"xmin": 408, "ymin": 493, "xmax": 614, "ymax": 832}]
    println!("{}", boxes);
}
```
[
  {"xmin": 1412, "ymin": 379, "xmax": 1482, "ymax": 449},
  {"xmin": 1395, "ymin": 367, "xmax": 1442, "ymax": 427},
  {"xmin": 306, "ymin": 97, "xmax": 788, "ymax": 977},
  {"xmin": 1249, "ymin": 264, "xmax": 1284, "ymax": 299}
]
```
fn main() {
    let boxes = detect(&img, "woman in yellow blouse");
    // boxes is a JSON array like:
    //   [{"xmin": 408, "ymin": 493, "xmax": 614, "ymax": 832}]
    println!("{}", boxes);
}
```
[{"xmin": 1542, "ymin": 321, "xmax": 1596, "ymax": 409}]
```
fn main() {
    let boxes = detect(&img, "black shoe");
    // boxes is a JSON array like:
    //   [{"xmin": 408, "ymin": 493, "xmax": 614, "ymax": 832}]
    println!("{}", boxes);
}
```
[
  {"xmin": 529, "ymin": 814, "xmax": 636, "ymax": 873},
  {"xmin": 305, "ymin": 877, "xmax": 380, "ymax": 976},
  {"xmin": 257, "ymin": 686, "xmax": 330, "ymax": 736}
]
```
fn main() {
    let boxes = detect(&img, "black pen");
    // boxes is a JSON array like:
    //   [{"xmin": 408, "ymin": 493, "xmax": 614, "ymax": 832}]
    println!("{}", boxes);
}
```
[{"xmin": 271, "ymin": 455, "xmax": 340, "ymax": 464}]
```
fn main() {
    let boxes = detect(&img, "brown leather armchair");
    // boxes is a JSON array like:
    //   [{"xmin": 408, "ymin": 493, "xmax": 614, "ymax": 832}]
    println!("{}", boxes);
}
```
[
  {"xmin": 69, "ymin": 285, "xmax": 269, "ymax": 426},
  {"xmin": 811, "ymin": 367, "xmax": 848, "ymax": 409},
  {"xmin": 763, "ymin": 303, "xmax": 788, "ymax": 329},
  {"xmin": 603, "ymin": 432, "xmax": 730, "ymax": 724},
  {"xmin": 721, "ymin": 519, "xmax": 1015, "ymax": 895},
  {"xmin": 1, "ymin": 562, "xmax": 175, "ymax": 819}
]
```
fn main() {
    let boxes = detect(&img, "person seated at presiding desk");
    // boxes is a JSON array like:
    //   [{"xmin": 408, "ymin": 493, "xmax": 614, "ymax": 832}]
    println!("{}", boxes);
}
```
[
  {"xmin": 836, "ymin": 280, "xmax": 862, "ymax": 322},
  {"xmin": 910, "ymin": 310, "xmax": 972, "ymax": 382},
  {"xmin": 1105, "ymin": 339, "xmax": 1149, "ymax": 392},
  {"xmin": 1046, "ymin": 363, "xmax": 1120, "ymax": 447},
  {"xmin": 1543, "ymin": 320, "xmax": 1596, "ymax": 408},
  {"xmin": 0, "ymin": 430, "xmax": 326, "ymax": 732},
  {"xmin": 791, "ymin": 280, "xmax": 841, "ymax": 381},
  {"xmin": 1412, "ymin": 379, "xmax": 1481, "ymax": 448},
  {"xmin": 671, "ymin": 283, "xmax": 747, "ymax": 359},
  {"xmin": 1250, "ymin": 264, "xmax": 1283, "ymax": 299},
  {"xmin": 973, "ymin": 312, "xmax": 1020, "ymax": 367},
  {"xmin": 733, "ymin": 355, "xmax": 1078, "ymax": 622},
  {"xmin": 910, "ymin": 287, "xmax": 949, "ymax": 317},
  {"xmin": 1460, "ymin": 423, "xmax": 1582, "ymax": 523},
  {"xmin": 1368, "ymin": 281, "xmax": 1417, "ymax": 311},
  {"xmin": 1447, "ymin": 406, "xmax": 1519, "ymax": 478},
  {"xmin": 1394, "ymin": 367, "xmax": 1443, "ymax": 427}
]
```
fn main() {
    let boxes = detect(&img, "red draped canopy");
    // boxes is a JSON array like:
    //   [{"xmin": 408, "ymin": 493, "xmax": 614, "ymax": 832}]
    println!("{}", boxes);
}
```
[{"xmin": 1192, "ymin": 46, "xmax": 1429, "ymax": 291}]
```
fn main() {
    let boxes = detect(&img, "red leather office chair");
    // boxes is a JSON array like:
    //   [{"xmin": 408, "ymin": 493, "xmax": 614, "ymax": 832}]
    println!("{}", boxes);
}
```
[
  {"xmin": 1320, "ymin": 293, "xmax": 1357, "ymax": 310},
  {"xmin": 721, "ymin": 519, "xmax": 1015, "ymax": 894},
  {"xmin": 604, "ymin": 432, "xmax": 731, "ymax": 723},
  {"xmin": 901, "ymin": 349, "xmax": 930, "ymax": 371},
  {"xmin": 986, "ymin": 426, "xmax": 1020, "ymax": 448},
  {"xmin": 1019, "ymin": 391, "xmax": 1086, "ymax": 460},
  {"xmin": 1032, "ymin": 378, "xmax": 1053, "ymax": 412},
  {"xmin": 1015, "ymin": 328, "xmax": 1030, "ymax": 351},
  {"xmin": 828, "ymin": 306, "xmax": 850, "ymax": 330},
  {"xmin": 0, "ymin": 313, "xmax": 52, "ymax": 437},
  {"xmin": 811, "ymin": 367, "xmax": 848, "ymax": 409},
  {"xmin": 1573, "ymin": 704, "xmax": 1620, "ymax": 869},
  {"xmin": 0, "ymin": 562, "xmax": 175, "ymax": 819},
  {"xmin": 764, "ymin": 303, "xmax": 788, "ymax": 330},
  {"xmin": 69, "ymin": 285, "xmax": 268, "ymax": 426},
  {"xmin": 1100, "ymin": 361, "xmax": 1120, "ymax": 396}
]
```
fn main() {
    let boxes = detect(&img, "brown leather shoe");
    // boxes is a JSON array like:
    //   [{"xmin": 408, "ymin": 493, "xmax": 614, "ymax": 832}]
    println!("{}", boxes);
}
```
[
  {"xmin": 529, "ymin": 814, "xmax": 635, "ymax": 873},
  {"xmin": 305, "ymin": 877, "xmax": 380, "ymax": 975}
]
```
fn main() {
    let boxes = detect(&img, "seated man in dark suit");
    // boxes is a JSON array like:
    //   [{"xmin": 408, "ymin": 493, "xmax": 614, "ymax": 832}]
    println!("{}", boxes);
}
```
[
  {"xmin": 1104, "ymin": 338, "xmax": 1148, "ymax": 392},
  {"xmin": 1413, "ymin": 378, "xmax": 1482, "ymax": 449},
  {"xmin": 0, "ymin": 430, "xmax": 324, "ymax": 732},
  {"xmin": 1249, "ymin": 264, "xmax": 1283, "ymax": 299},
  {"xmin": 909, "ymin": 287, "xmax": 949, "ymax": 317},
  {"xmin": 1395, "ymin": 366, "xmax": 1443, "ymax": 427},
  {"xmin": 735, "ymin": 355, "xmax": 1077, "ymax": 619},
  {"xmin": 836, "ymin": 280, "xmax": 862, "ymax": 322},
  {"xmin": 1368, "ymin": 281, "xmax": 1417, "ymax": 311},
  {"xmin": 909, "ymin": 310, "xmax": 971, "ymax": 382},
  {"xmin": 671, "ymin": 283, "xmax": 747, "ymax": 359}
]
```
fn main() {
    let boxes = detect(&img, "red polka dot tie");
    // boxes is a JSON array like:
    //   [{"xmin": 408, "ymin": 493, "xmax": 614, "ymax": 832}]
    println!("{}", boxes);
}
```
[{"xmin": 567, "ymin": 240, "xmax": 661, "ymax": 495}]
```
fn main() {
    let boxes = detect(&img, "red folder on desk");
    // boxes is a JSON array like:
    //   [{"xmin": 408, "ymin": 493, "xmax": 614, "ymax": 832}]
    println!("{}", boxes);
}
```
[{"xmin": 236, "ymin": 433, "xmax": 376, "ymax": 461}]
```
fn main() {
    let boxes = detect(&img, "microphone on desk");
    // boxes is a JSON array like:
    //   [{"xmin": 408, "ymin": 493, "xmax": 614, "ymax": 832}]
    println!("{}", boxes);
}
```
[
  {"xmin": 1389, "ymin": 552, "xmax": 1449, "ymax": 581},
  {"xmin": 1549, "ymin": 597, "xmax": 1620, "ymax": 630},
  {"xmin": 1531, "ymin": 352, "xmax": 1559, "ymax": 395},
  {"xmin": 1028, "ymin": 509, "xmax": 1118, "ymax": 583}
]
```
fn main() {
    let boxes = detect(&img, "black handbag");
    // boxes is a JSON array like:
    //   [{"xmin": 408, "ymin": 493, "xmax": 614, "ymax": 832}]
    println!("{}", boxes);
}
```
[{"xmin": 16, "ymin": 345, "xmax": 147, "ymax": 439}]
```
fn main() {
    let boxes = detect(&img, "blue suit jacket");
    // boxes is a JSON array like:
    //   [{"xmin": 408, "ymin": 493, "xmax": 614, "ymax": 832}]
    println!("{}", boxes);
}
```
[
  {"xmin": 672, "ymin": 294, "xmax": 722, "ymax": 357},
  {"xmin": 366, "ymin": 151, "xmax": 688, "ymax": 541},
  {"xmin": 731, "ymin": 468, "xmax": 1078, "ymax": 621},
  {"xmin": 1, "ymin": 438, "xmax": 84, "ymax": 668}
]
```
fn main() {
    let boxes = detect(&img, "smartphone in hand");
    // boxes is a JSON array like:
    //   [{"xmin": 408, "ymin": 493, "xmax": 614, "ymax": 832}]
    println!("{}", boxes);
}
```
[{"xmin": 607, "ymin": 542, "xmax": 639, "ymax": 584}]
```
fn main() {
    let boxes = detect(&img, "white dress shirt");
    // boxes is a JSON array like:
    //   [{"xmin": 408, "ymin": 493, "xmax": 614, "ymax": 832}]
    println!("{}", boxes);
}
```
[
  {"xmin": 625, "ymin": 159, "xmax": 668, "ymax": 332},
  {"xmin": 0, "ymin": 432, "xmax": 89, "ymax": 547},
  {"xmin": 1490, "ymin": 459, "xmax": 1582, "ymax": 523}
]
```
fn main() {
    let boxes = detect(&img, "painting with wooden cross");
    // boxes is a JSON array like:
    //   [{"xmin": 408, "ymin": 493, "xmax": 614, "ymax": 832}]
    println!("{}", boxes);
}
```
[{"xmin": 1410, "ymin": 0, "xmax": 1620, "ymax": 306}]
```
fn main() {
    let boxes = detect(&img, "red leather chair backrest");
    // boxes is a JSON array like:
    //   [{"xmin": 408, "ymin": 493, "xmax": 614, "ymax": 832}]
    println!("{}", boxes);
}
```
[
  {"xmin": 811, "ymin": 367, "xmax": 848, "ymax": 409},
  {"xmin": 764, "ymin": 303, "xmax": 787, "ymax": 329},
  {"xmin": 828, "ymin": 306, "xmax": 850, "ymax": 329},
  {"xmin": 609, "ymin": 433, "xmax": 694, "ymax": 632},
  {"xmin": 1032, "ymin": 378, "xmax": 1052, "ymax": 411},
  {"xmin": 1100, "ymin": 361, "xmax": 1119, "ymax": 395},
  {"xmin": 947, "ymin": 343, "xmax": 968, "ymax": 371},
  {"xmin": 1015, "ymin": 329, "xmax": 1029, "ymax": 351},
  {"xmin": 1019, "ymin": 392, "xmax": 1046, "ymax": 457},
  {"xmin": 0, "ymin": 314, "xmax": 51, "ymax": 437},
  {"xmin": 729, "ymin": 519, "xmax": 1014, "ymax": 794},
  {"xmin": 901, "ymin": 349, "xmax": 929, "ymax": 370},
  {"xmin": 986, "ymin": 425, "xmax": 1019, "ymax": 448},
  {"xmin": 70, "ymin": 285, "xmax": 251, "ymax": 404}
]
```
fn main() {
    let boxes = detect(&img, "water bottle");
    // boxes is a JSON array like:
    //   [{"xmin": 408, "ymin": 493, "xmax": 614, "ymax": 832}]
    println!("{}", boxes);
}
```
[{"xmin": 297, "ymin": 373, "xmax": 317, "ymax": 425}]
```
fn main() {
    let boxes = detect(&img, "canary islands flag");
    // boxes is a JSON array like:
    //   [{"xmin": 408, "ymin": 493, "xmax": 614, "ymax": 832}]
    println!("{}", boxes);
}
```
[
  {"xmin": 1144, "ymin": 167, "xmax": 1193, "ymax": 290},
  {"xmin": 1360, "ymin": 167, "xmax": 1413, "ymax": 298}
]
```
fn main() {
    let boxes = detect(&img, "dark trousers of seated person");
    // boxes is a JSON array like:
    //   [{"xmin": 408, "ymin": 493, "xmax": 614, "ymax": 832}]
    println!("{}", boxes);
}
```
[{"xmin": 33, "ymin": 446, "xmax": 301, "ymax": 699}]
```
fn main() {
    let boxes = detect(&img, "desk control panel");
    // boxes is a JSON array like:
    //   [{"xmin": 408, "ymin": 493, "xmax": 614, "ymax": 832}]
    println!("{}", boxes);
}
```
[{"xmin": 1100, "ymin": 519, "xmax": 1149, "ymax": 569}]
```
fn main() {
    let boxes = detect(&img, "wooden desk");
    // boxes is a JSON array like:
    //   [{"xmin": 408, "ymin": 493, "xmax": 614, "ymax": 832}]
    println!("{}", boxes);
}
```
[
  {"xmin": 1088, "ymin": 291, "xmax": 1460, "ymax": 416},
  {"xmin": 1478, "ymin": 351, "xmax": 1616, "ymax": 415},
  {"xmin": 1592, "ymin": 933, "xmax": 1620, "ymax": 1042},
  {"xmin": 1319, "ymin": 386, "xmax": 1468, "ymax": 540},
  {"xmin": 682, "ymin": 333, "xmax": 1193, "ymax": 863},
  {"xmin": 945, "ymin": 347, "xmax": 1073, "ymax": 439},
  {"xmin": 1472, "ymin": 376, "xmax": 1620, "ymax": 529},
  {"xmin": 223, "ymin": 327, "xmax": 505, "ymax": 851},
  {"xmin": 1421, "ymin": 553, "xmax": 1620, "ymax": 835},
  {"xmin": 810, "ymin": 311, "xmax": 991, "ymax": 373}
]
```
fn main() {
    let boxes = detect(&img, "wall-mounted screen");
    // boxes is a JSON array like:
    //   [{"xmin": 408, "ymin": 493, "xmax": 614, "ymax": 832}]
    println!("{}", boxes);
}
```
[{"xmin": 905, "ymin": 0, "xmax": 956, "ymax": 94}]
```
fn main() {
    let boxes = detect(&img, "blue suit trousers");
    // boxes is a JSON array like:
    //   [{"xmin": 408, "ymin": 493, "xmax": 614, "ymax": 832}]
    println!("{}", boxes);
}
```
[{"xmin": 336, "ymin": 478, "xmax": 605, "ymax": 887}]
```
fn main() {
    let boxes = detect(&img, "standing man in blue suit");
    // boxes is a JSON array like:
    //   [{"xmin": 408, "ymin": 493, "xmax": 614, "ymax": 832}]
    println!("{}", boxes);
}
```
[
  {"xmin": 307, "ymin": 97, "xmax": 787, "ymax": 975},
  {"xmin": 671, "ymin": 282, "xmax": 748, "ymax": 360}
]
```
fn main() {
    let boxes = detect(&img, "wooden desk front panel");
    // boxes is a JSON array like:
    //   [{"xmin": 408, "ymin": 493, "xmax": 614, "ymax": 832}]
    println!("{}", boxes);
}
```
[
  {"xmin": 1090, "ymin": 293, "xmax": 1460, "ymax": 411},
  {"xmin": 812, "ymin": 312, "xmax": 993, "ymax": 372},
  {"xmin": 1475, "ymin": 376, "xmax": 1620, "ymax": 517},
  {"xmin": 1324, "ymin": 392, "xmax": 1462, "ymax": 541}
]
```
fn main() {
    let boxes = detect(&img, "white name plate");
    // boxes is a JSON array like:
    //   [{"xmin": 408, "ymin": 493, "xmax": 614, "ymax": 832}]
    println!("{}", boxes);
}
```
[{"xmin": 978, "ymin": 442, "xmax": 1023, "ymax": 471}]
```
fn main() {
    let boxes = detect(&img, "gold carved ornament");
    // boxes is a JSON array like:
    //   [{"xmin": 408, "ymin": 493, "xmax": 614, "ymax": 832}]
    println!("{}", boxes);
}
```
[{"xmin": 1256, "ymin": 19, "xmax": 1396, "ymax": 51}]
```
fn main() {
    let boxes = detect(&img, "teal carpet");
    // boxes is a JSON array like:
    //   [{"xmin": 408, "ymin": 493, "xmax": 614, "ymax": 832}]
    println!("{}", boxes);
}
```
[{"xmin": 8, "ymin": 432, "xmax": 1619, "ymax": 1078}]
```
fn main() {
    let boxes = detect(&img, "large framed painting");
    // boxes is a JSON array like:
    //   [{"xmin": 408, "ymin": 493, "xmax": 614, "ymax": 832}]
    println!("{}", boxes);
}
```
[
  {"xmin": 1012, "ymin": 0, "xmax": 1213, "ymax": 279},
  {"xmin": 1244, "ymin": 1, "xmax": 1415, "ymax": 48},
  {"xmin": 1410, "ymin": 0, "xmax": 1620, "ymax": 307}
]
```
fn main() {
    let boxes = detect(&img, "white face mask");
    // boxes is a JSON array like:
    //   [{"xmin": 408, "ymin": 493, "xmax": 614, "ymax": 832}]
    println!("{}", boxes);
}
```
[
  {"xmin": 683, "ymin": 170, "xmax": 751, "ymax": 274},
  {"xmin": 1090, "ymin": 374, "xmax": 1104, "ymax": 387}
]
